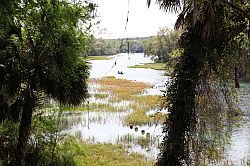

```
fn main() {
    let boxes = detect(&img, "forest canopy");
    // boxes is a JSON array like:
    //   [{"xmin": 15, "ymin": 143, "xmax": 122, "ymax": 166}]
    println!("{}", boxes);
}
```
[{"xmin": 0, "ymin": 0, "xmax": 94, "ymax": 165}]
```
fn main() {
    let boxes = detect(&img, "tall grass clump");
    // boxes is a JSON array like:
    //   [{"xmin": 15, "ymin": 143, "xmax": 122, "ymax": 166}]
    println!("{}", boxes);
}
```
[
  {"xmin": 124, "ymin": 95, "xmax": 166, "ymax": 125},
  {"xmin": 74, "ymin": 142, "xmax": 154, "ymax": 166},
  {"xmin": 88, "ymin": 77, "xmax": 167, "ymax": 125},
  {"xmin": 89, "ymin": 77, "xmax": 151, "ymax": 98}
]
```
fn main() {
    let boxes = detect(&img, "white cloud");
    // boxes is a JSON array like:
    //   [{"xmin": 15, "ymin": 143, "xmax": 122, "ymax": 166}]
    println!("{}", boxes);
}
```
[{"xmin": 92, "ymin": 0, "xmax": 177, "ymax": 39}]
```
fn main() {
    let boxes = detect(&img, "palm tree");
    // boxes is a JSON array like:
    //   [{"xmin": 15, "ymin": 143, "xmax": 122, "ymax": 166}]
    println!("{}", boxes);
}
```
[
  {"xmin": 0, "ymin": 0, "xmax": 94, "ymax": 165},
  {"xmin": 147, "ymin": 0, "xmax": 249, "ymax": 165}
]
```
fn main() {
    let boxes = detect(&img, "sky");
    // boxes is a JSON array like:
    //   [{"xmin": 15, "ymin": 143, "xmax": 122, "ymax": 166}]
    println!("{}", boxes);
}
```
[{"xmin": 92, "ymin": 0, "xmax": 178, "ymax": 39}]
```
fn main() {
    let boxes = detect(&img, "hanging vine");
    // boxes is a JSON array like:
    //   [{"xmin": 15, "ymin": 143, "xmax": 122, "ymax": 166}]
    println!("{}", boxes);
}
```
[{"xmin": 150, "ymin": 0, "xmax": 249, "ymax": 165}]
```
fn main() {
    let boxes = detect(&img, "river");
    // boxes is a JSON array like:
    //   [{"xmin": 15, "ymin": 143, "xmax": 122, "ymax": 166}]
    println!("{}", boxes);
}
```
[{"xmin": 62, "ymin": 53, "xmax": 250, "ymax": 165}]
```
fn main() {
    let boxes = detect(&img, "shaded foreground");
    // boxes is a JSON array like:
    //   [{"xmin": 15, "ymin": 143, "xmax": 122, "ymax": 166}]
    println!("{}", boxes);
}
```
[{"xmin": 65, "ymin": 138, "xmax": 154, "ymax": 166}]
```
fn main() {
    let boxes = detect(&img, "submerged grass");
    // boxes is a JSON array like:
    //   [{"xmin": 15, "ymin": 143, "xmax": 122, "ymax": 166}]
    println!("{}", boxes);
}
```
[
  {"xmin": 125, "ymin": 108, "xmax": 152, "ymax": 125},
  {"xmin": 89, "ymin": 103, "xmax": 127, "ymax": 112},
  {"xmin": 124, "ymin": 108, "xmax": 166, "ymax": 125},
  {"xmin": 91, "ymin": 93, "xmax": 109, "ymax": 99},
  {"xmin": 75, "ymin": 143, "xmax": 154, "ymax": 166},
  {"xmin": 117, "ymin": 134, "xmax": 160, "ymax": 150},
  {"xmin": 128, "ymin": 63, "xmax": 166, "ymax": 70},
  {"xmin": 124, "ymin": 95, "xmax": 166, "ymax": 125},
  {"xmin": 133, "ymin": 95, "xmax": 161, "ymax": 108},
  {"xmin": 62, "ymin": 102, "xmax": 126, "ymax": 112},
  {"xmin": 89, "ymin": 76, "xmax": 151, "ymax": 98},
  {"xmin": 60, "ymin": 137, "xmax": 154, "ymax": 166},
  {"xmin": 85, "ymin": 56, "xmax": 113, "ymax": 60},
  {"xmin": 65, "ymin": 76, "xmax": 167, "ymax": 125}
]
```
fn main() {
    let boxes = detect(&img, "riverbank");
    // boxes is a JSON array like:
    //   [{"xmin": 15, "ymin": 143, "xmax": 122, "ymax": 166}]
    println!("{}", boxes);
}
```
[{"xmin": 128, "ymin": 63, "xmax": 166, "ymax": 70}]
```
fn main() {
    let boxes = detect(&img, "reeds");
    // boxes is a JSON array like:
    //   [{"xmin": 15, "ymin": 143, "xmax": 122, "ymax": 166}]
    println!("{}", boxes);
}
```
[
  {"xmin": 64, "ymin": 76, "xmax": 167, "ymax": 125},
  {"xmin": 89, "ymin": 76, "xmax": 151, "ymax": 98},
  {"xmin": 61, "ymin": 137, "xmax": 154, "ymax": 166},
  {"xmin": 75, "ymin": 143, "xmax": 154, "ymax": 165},
  {"xmin": 128, "ymin": 63, "xmax": 166, "ymax": 70},
  {"xmin": 85, "ymin": 56, "xmax": 113, "ymax": 60}
]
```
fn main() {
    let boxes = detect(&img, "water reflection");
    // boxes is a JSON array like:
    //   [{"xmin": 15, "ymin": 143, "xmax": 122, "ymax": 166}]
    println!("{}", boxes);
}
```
[
  {"xmin": 60, "ymin": 53, "xmax": 250, "ymax": 163},
  {"xmin": 89, "ymin": 53, "xmax": 168, "ymax": 91},
  {"xmin": 62, "ymin": 111, "xmax": 163, "ymax": 158},
  {"xmin": 226, "ymin": 82, "xmax": 250, "ymax": 164},
  {"xmin": 60, "ymin": 53, "xmax": 168, "ymax": 158}
]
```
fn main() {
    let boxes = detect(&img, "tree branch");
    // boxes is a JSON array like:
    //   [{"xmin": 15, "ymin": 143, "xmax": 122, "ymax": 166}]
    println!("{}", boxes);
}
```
[{"xmin": 222, "ymin": 0, "xmax": 250, "ymax": 20}]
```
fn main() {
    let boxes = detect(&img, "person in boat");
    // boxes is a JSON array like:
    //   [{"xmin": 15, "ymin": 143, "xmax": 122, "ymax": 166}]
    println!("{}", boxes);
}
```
[{"xmin": 117, "ymin": 71, "xmax": 124, "ymax": 74}]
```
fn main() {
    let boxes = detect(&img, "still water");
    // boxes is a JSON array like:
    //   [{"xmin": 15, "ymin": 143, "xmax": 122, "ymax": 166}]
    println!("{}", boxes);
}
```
[
  {"xmin": 63, "ymin": 53, "xmax": 167, "ymax": 159},
  {"xmin": 226, "ymin": 82, "xmax": 250, "ymax": 165},
  {"xmin": 63, "ymin": 53, "xmax": 250, "ymax": 164}
]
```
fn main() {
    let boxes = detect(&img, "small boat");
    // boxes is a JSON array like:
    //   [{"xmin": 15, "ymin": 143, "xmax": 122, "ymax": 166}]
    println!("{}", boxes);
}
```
[{"xmin": 117, "ymin": 71, "xmax": 124, "ymax": 75}]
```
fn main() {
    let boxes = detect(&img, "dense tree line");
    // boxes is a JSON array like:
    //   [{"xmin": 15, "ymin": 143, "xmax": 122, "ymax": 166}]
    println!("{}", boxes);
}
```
[
  {"xmin": 144, "ymin": 27, "xmax": 249, "ymax": 79},
  {"xmin": 144, "ymin": 28, "xmax": 182, "ymax": 63},
  {"xmin": 88, "ymin": 37, "xmax": 150, "ymax": 56},
  {"xmin": 89, "ymin": 38, "xmax": 120, "ymax": 55}
]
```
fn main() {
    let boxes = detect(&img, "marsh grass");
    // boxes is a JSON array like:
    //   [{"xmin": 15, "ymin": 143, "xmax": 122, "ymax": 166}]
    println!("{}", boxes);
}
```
[
  {"xmin": 136, "ymin": 136, "xmax": 154, "ymax": 149},
  {"xmin": 62, "ymin": 102, "xmax": 127, "ymax": 112},
  {"xmin": 90, "ymin": 78, "xmax": 166, "ymax": 125},
  {"xmin": 67, "ymin": 77, "xmax": 166, "ymax": 125},
  {"xmin": 91, "ymin": 93, "xmax": 109, "ymax": 99},
  {"xmin": 117, "ymin": 134, "xmax": 160, "ymax": 150},
  {"xmin": 128, "ymin": 63, "xmax": 166, "ymax": 70},
  {"xmin": 125, "ymin": 108, "xmax": 152, "ymax": 125},
  {"xmin": 59, "ymin": 137, "xmax": 154, "ymax": 166},
  {"xmin": 74, "ymin": 142, "xmax": 154, "ymax": 166},
  {"xmin": 54, "ymin": 76, "xmax": 166, "ymax": 164},
  {"xmin": 89, "ymin": 103, "xmax": 127, "ymax": 112},
  {"xmin": 124, "ymin": 108, "xmax": 166, "ymax": 125},
  {"xmin": 85, "ymin": 56, "xmax": 113, "ymax": 60},
  {"xmin": 89, "ymin": 77, "xmax": 151, "ymax": 97},
  {"xmin": 133, "ymin": 95, "xmax": 161, "ymax": 108},
  {"xmin": 124, "ymin": 95, "xmax": 165, "ymax": 125}
]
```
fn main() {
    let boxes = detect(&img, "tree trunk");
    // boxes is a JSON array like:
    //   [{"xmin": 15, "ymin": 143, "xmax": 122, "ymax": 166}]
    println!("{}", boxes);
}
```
[
  {"xmin": 15, "ymin": 88, "xmax": 35, "ymax": 166},
  {"xmin": 234, "ymin": 66, "xmax": 240, "ymax": 88},
  {"xmin": 157, "ymin": 22, "xmax": 205, "ymax": 166},
  {"xmin": 158, "ymin": 59, "xmax": 201, "ymax": 166}
]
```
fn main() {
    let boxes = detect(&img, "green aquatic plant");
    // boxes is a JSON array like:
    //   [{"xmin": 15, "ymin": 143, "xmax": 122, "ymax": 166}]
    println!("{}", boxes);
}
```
[
  {"xmin": 124, "ymin": 108, "xmax": 166, "ymax": 126},
  {"xmin": 92, "ymin": 93, "xmax": 109, "ymax": 99},
  {"xmin": 65, "ymin": 77, "xmax": 165, "ymax": 126},
  {"xmin": 117, "ymin": 134, "xmax": 160, "ymax": 151},
  {"xmin": 89, "ymin": 77, "xmax": 151, "ymax": 97},
  {"xmin": 62, "ymin": 102, "xmax": 127, "ymax": 112},
  {"xmin": 73, "ymin": 141, "xmax": 154, "ymax": 166},
  {"xmin": 128, "ymin": 63, "xmax": 166, "ymax": 70},
  {"xmin": 124, "ymin": 95, "xmax": 165, "ymax": 125},
  {"xmin": 85, "ymin": 56, "xmax": 113, "ymax": 61}
]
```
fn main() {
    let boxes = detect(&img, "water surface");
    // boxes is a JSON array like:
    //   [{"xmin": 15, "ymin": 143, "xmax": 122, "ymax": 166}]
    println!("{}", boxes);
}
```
[{"xmin": 62, "ymin": 53, "xmax": 250, "ymax": 163}]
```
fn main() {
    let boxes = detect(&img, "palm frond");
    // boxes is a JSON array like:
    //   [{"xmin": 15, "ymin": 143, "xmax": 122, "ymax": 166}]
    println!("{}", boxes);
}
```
[
  {"xmin": 175, "ymin": 12, "xmax": 185, "ymax": 29},
  {"xmin": 38, "ymin": 60, "xmax": 89, "ymax": 106},
  {"xmin": 147, "ymin": 0, "xmax": 183, "ymax": 13},
  {"xmin": 157, "ymin": 0, "xmax": 182, "ymax": 13},
  {"xmin": 147, "ymin": 0, "xmax": 151, "ymax": 8},
  {"xmin": 174, "ymin": 3, "xmax": 195, "ymax": 29},
  {"xmin": 201, "ymin": 2, "xmax": 214, "ymax": 40}
]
